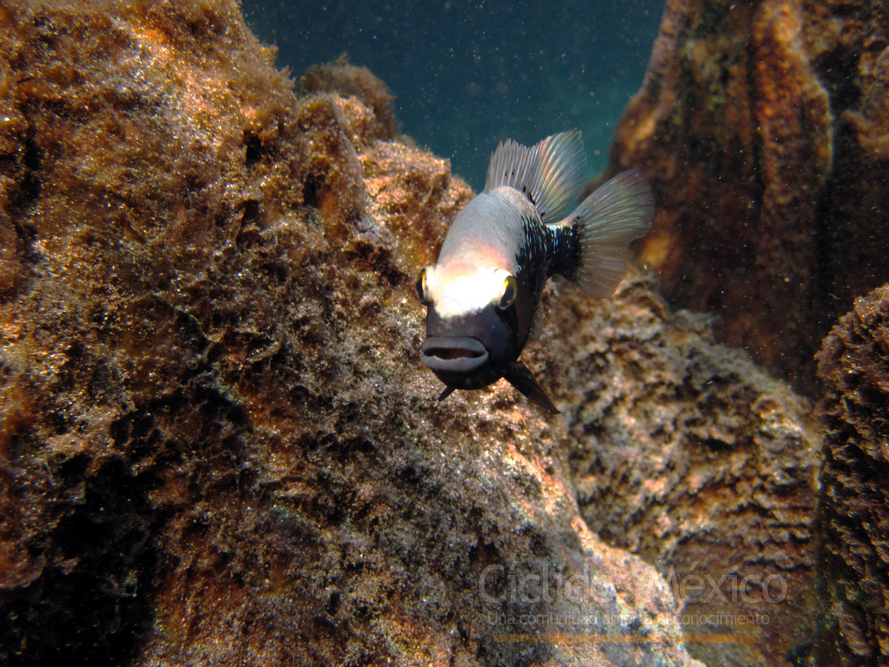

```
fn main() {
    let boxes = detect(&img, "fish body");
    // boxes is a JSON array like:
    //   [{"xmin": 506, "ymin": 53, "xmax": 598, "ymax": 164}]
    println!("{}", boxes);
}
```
[{"xmin": 416, "ymin": 130, "xmax": 654, "ymax": 414}]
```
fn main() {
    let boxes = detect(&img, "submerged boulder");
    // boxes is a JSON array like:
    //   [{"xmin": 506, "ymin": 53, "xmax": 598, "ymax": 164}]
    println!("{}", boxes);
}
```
[
  {"xmin": 547, "ymin": 272, "xmax": 822, "ymax": 667},
  {"xmin": 816, "ymin": 284, "xmax": 889, "ymax": 666},
  {"xmin": 0, "ymin": 2, "xmax": 699, "ymax": 665},
  {"xmin": 609, "ymin": 0, "xmax": 889, "ymax": 394},
  {"xmin": 0, "ymin": 1, "xmax": 823, "ymax": 667}
]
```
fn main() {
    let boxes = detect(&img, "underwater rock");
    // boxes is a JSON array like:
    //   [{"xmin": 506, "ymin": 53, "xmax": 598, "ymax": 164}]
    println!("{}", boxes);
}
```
[
  {"xmin": 609, "ymin": 0, "xmax": 889, "ymax": 394},
  {"xmin": 815, "ymin": 284, "xmax": 889, "ymax": 666},
  {"xmin": 0, "ymin": 2, "xmax": 706, "ymax": 666},
  {"xmin": 545, "ymin": 271, "xmax": 822, "ymax": 667},
  {"xmin": 300, "ymin": 55, "xmax": 401, "ymax": 141}
]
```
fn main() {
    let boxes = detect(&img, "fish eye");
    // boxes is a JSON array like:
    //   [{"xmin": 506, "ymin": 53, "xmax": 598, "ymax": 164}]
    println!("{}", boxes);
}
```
[
  {"xmin": 415, "ymin": 268, "xmax": 431, "ymax": 305},
  {"xmin": 496, "ymin": 274, "xmax": 518, "ymax": 310}
]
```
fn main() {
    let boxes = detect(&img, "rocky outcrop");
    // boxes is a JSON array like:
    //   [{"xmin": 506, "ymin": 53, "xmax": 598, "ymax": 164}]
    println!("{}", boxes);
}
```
[
  {"xmin": 0, "ymin": 2, "xmax": 701, "ymax": 665},
  {"xmin": 609, "ymin": 0, "xmax": 889, "ymax": 394},
  {"xmin": 545, "ymin": 272, "xmax": 822, "ymax": 667},
  {"xmin": 815, "ymin": 284, "xmax": 889, "ymax": 666},
  {"xmin": 0, "ymin": 2, "xmax": 826, "ymax": 667}
]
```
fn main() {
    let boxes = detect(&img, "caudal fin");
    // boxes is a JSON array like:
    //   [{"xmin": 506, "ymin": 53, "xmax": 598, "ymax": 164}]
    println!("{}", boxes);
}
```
[
  {"xmin": 484, "ymin": 130, "xmax": 587, "ymax": 223},
  {"xmin": 562, "ymin": 169, "xmax": 654, "ymax": 298}
]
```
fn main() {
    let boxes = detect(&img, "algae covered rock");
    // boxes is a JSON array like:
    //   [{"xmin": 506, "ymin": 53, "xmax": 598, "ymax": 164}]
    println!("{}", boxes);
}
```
[
  {"xmin": 815, "ymin": 284, "xmax": 889, "ymax": 666},
  {"xmin": 0, "ymin": 1, "xmax": 832, "ymax": 666},
  {"xmin": 0, "ymin": 1, "xmax": 704, "ymax": 666},
  {"xmin": 544, "ymin": 272, "xmax": 822, "ymax": 667},
  {"xmin": 609, "ymin": 0, "xmax": 889, "ymax": 394}
]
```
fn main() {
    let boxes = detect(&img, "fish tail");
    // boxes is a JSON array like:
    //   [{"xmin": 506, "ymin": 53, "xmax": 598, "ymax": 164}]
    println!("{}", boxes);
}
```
[
  {"xmin": 484, "ymin": 130, "xmax": 587, "ymax": 223},
  {"xmin": 562, "ymin": 169, "xmax": 654, "ymax": 298}
]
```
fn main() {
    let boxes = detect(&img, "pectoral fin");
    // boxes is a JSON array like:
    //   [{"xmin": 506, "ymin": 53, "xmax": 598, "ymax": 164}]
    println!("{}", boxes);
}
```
[{"xmin": 503, "ymin": 361, "xmax": 560, "ymax": 415}]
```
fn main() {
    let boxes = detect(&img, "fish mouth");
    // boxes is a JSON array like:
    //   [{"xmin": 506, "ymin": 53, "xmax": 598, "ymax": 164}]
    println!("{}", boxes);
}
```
[{"xmin": 420, "ymin": 336, "xmax": 489, "ymax": 374}]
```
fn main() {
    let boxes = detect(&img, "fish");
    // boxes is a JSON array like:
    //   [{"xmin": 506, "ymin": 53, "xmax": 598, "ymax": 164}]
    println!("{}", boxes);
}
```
[{"xmin": 415, "ymin": 130, "xmax": 654, "ymax": 414}]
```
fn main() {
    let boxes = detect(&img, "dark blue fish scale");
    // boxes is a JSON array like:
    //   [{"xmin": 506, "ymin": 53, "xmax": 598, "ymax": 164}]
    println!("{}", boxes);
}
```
[{"xmin": 516, "ymin": 214, "xmax": 578, "ymax": 297}]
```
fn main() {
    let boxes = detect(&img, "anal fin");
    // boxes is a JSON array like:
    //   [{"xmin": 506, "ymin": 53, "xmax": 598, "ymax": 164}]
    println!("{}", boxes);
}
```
[{"xmin": 502, "ymin": 361, "xmax": 560, "ymax": 415}]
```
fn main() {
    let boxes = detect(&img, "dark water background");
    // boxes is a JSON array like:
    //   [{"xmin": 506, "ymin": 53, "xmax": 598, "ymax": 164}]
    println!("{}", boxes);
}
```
[{"xmin": 241, "ymin": 0, "xmax": 665, "ymax": 190}]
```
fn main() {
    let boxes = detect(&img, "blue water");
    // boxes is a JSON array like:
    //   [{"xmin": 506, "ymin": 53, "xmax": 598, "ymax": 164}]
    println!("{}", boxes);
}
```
[{"xmin": 241, "ymin": 0, "xmax": 665, "ymax": 190}]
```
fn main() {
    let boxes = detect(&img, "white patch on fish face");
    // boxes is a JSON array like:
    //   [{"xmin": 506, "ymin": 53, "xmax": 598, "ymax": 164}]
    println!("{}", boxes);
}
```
[{"xmin": 425, "ymin": 263, "xmax": 512, "ymax": 318}]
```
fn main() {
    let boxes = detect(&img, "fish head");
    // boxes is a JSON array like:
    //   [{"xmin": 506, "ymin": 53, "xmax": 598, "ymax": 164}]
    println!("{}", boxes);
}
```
[{"xmin": 415, "ymin": 260, "xmax": 523, "ymax": 390}]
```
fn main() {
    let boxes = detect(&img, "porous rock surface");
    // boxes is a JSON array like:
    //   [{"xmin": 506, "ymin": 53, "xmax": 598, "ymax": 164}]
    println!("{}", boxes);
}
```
[
  {"xmin": 0, "ymin": 2, "xmax": 822, "ymax": 667},
  {"xmin": 608, "ymin": 0, "xmax": 889, "ymax": 394},
  {"xmin": 545, "ymin": 274, "xmax": 822, "ymax": 667},
  {"xmin": 815, "ymin": 284, "xmax": 889, "ymax": 666},
  {"xmin": 0, "ymin": 2, "xmax": 699, "ymax": 666}
]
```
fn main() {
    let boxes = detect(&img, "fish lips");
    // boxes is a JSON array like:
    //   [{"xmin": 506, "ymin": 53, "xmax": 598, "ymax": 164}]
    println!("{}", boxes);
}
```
[
  {"xmin": 420, "ymin": 336, "xmax": 489, "ymax": 373},
  {"xmin": 421, "ymin": 336, "xmax": 504, "ymax": 389}
]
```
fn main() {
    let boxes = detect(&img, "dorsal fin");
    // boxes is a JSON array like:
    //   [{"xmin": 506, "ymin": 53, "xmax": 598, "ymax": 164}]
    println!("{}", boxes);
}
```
[{"xmin": 484, "ymin": 130, "xmax": 587, "ymax": 223}]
